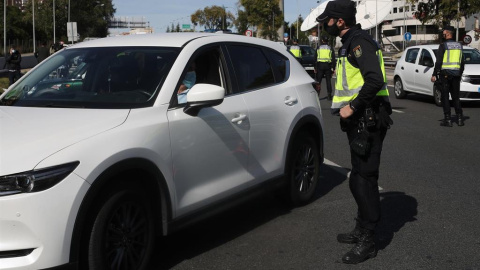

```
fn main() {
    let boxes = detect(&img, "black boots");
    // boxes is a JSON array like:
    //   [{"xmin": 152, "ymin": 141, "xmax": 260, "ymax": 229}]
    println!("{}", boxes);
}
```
[
  {"xmin": 458, "ymin": 114, "xmax": 464, "ymax": 126},
  {"xmin": 338, "ymin": 228, "xmax": 377, "ymax": 264},
  {"xmin": 441, "ymin": 114, "xmax": 452, "ymax": 127},
  {"xmin": 337, "ymin": 226, "xmax": 362, "ymax": 244}
]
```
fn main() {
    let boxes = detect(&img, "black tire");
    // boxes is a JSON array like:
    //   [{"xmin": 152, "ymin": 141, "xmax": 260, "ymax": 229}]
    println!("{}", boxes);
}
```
[
  {"xmin": 285, "ymin": 132, "xmax": 321, "ymax": 206},
  {"xmin": 433, "ymin": 84, "xmax": 443, "ymax": 107},
  {"xmin": 88, "ymin": 189, "xmax": 155, "ymax": 270},
  {"xmin": 394, "ymin": 77, "xmax": 407, "ymax": 99}
]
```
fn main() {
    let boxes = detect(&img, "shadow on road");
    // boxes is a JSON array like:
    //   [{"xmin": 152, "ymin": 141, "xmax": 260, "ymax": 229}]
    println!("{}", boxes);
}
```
[
  {"xmin": 376, "ymin": 191, "xmax": 418, "ymax": 250},
  {"xmin": 150, "ymin": 163, "xmax": 348, "ymax": 269}
]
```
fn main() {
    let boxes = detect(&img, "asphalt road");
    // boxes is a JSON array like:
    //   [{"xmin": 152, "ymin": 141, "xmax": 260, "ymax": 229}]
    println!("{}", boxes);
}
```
[{"xmin": 150, "ymin": 69, "xmax": 480, "ymax": 269}]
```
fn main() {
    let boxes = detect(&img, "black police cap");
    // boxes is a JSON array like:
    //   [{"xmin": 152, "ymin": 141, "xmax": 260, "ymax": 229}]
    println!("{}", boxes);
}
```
[
  {"xmin": 443, "ymin": 25, "xmax": 455, "ymax": 32},
  {"xmin": 316, "ymin": 0, "xmax": 356, "ymax": 22}
]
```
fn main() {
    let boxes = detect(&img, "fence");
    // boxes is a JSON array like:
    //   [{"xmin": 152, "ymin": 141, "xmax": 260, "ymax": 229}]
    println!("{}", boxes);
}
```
[{"xmin": 0, "ymin": 39, "xmax": 52, "ymax": 56}]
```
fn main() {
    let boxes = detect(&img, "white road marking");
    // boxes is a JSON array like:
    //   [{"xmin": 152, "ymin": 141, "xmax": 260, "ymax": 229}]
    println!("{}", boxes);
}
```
[
  {"xmin": 392, "ymin": 109, "xmax": 404, "ymax": 113},
  {"xmin": 324, "ymin": 158, "xmax": 384, "ymax": 191}
]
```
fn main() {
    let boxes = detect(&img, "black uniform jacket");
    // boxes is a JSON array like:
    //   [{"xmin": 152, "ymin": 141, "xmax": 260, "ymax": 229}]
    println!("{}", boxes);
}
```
[{"xmin": 339, "ymin": 24, "xmax": 385, "ymax": 112}]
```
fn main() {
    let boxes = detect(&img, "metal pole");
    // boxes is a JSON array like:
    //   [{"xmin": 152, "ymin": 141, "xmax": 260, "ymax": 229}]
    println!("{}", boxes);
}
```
[
  {"xmin": 456, "ymin": 1, "xmax": 459, "ymax": 41},
  {"xmin": 33, "ymin": 0, "xmax": 36, "ymax": 53},
  {"xmin": 403, "ymin": 2, "xmax": 406, "ymax": 51},
  {"xmin": 4, "ymin": 0, "xmax": 6, "ymax": 56},
  {"xmin": 53, "ymin": 0, "xmax": 55, "ymax": 44},
  {"xmin": 297, "ymin": 15, "xmax": 299, "ymax": 40},
  {"xmin": 375, "ymin": 0, "xmax": 377, "ymax": 41}
]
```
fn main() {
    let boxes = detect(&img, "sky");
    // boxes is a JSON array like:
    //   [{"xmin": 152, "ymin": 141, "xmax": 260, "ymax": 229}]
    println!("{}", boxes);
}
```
[{"xmin": 109, "ymin": 0, "xmax": 323, "ymax": 35}]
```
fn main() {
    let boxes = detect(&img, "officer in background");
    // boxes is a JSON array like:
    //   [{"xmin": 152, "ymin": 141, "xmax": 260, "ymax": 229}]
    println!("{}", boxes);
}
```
[
  {"xmin": 5, "ymin": 46, "xmax": 22, "ymax": 86},
  {"xmin": 316, "ymin": 35, "xmax": 336, "ymax": 100},
  {"xmin": 316, "ymin": 0, "xmax": 392, "ymax": 264},
  {"xmin": 430, "ymin": 25, "xmax": 465, "ymax": 127},
  {"xmin": 289, "ymin": 38, "xmax": 302, "ymax": 61}
]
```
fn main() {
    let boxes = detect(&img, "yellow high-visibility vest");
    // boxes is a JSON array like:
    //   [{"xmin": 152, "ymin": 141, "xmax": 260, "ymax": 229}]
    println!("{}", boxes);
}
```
[
  {"xmin": 317, "ymin": 45, "xmax": 332, "ymax": 63},
  {"xmin": 290, "ymin": 45, "xmax": 302, "ymax": 58},
  {"xmin": 332, "ymin": 44, "xmax": 389, "ymax": 111},
  {"xmin": 442, "ymin": 41, "xmax": 462, "ymax": 71}
]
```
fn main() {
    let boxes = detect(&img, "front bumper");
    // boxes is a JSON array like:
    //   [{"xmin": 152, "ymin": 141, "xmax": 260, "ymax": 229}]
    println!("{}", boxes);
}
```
[{"xmin": 0, "ymin": 173, "xmax": 89, "ymax": 270}]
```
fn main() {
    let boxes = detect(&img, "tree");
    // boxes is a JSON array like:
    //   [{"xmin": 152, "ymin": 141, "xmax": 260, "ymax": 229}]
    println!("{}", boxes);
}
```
[
  {"xmin": 191, "ymin": 5, "xmax": 235, "ymax": 31},
  {"xmin": 238, "ymin": 0, "xmax": 283, "ymax": 40},
  {"xmin": 408, "ymin": 0, "xmax": 480, "ymax": 28}
]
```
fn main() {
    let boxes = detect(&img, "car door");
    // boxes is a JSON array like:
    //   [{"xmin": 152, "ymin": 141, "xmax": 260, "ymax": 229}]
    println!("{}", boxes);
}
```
[
  {"xmin": 225, "ymin": 44, "xmax": 300, "ymax": 182},
  {"xmin": 398, "ymin": 48, "xmax": 421, "ymax": 92},
  {"xmin": 415, "ymin": 48, "xmax": 436, "ymax": 94},
  {"xmin": 167, "ymin": 46, "xmax": 251, "ymax": 217}
]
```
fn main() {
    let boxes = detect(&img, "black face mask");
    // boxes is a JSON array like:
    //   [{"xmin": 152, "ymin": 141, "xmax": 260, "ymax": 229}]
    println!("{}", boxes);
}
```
[{"xmin": 324, "ymin": 20, "xmax": 340, "ymax": 36}]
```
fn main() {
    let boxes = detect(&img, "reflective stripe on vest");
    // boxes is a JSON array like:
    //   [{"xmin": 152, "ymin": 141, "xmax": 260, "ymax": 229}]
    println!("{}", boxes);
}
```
[
  {"xmin": 332, "ymin": 49, "xmax": 389, "ymax": 110},
  {"xmin": 442, "ymin": 42, "xmax": 462, "ymax": 70},
  {"xmin": 317, "ymin": 45, "xmax": 332, "ymax": 63},
  {"xmin": 290, "ymin": 45, "xmax": 302, "ymax": 58}
]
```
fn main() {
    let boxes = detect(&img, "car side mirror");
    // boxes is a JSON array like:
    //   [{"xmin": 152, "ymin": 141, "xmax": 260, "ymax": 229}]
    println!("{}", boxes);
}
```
[{"xmin": 183, "ymin": 83, "xmax": 225, "ymax": 116}]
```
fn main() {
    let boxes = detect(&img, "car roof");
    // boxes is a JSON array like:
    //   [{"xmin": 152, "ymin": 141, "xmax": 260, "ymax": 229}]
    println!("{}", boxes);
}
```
[{"xmin": 68, "ymin": 32, "xmax": 287, "ymax": 50}]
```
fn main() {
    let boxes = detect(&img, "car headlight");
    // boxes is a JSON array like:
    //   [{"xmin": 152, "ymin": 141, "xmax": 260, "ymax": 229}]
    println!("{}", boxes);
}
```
[
  {"xmin": 0, "ymin": 162, "xmax": 79, "ymax": 196},
  {"xmin": 462, "ymin": 75, "xmax": 470, "ymax": 83}
]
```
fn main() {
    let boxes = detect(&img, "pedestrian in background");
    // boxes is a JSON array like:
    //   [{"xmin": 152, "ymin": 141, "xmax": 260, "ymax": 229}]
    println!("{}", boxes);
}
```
[
  {"xmin": 4, "ymin": 46, "xmax": 22, "ymax": 86},
  {"xmin": 430, "ymin": 26, "xmax": 465, "ymax": 127},
  {"xmin": 316, "ymin": 0, "xmax": 393, "ymax": 264},
  {"xmin": 315, "ymin": 35, "xmax": 336, "ymax": 100},
  {"xmin": 289, "ymin": 38, "xmax": 302, "ymax": 61},
  {"xmin": 35, "ymin": 42, "xmax": 50, "ymax": 63}
]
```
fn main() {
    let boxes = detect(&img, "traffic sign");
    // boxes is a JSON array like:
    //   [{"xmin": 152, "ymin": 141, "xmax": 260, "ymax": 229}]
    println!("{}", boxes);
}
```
[
  {"xmin": 182, "ymin": 24, "xmax": 191, "ymax": 30},
  {"xmin": 463, "ymin": 35, "xmax": 472, "ymax": 45},
  {"xmin": 284, "ymin": 33, "xmax": 289, "ymax": 38},
  {"xmin": 404, "ymin": 32, "xmax": 412, "ymax": 41},
  {"xmin": 245, "ymin": 30, "xmax": 253, "ymax": 37}
]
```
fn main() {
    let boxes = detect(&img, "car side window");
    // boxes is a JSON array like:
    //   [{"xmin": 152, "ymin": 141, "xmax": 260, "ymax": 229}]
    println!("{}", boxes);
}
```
[
  {"xmin": 174, "ymin": 46, "xmax": 224, "ymax": 106},
  {"xmin": 405, "ymin": 48, "xmax": 420, "ymax": 64},
  {"xmin": 265, "ymin": 49, "xmax": 289, "ymax": 83},
  {"xmin": 419, "ymin": 49, "xmax": 434, "ymax": 67},
  {"xmin": 227, "ymin": 45, "xmax": 275, "ymax": 93}
]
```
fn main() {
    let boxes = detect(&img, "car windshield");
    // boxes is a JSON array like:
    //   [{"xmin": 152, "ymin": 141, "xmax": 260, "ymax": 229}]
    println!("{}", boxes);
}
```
[
  {"xmin": 432, "ymin": 48, "xmax": 480, "ymax": 64},
  {"xmin": 0, "ymin": 47, "xmax": 179, "ymax": 108},
  {"xmin": 463, "ymin": 49, "xmax": 480, "ymax": 64}
]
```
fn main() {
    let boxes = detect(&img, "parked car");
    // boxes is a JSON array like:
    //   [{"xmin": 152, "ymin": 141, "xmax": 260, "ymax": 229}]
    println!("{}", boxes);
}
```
[
  {"xmin": 287, "ymin": 44, "xmax": 317, "ymax": 77},
  {"xmin": 0, "ymin": 33, "xmax": 324, "ymax": 270},
  {"xmin": 393, "ymin": 44, "xmax": 480, "ymax": 106}
]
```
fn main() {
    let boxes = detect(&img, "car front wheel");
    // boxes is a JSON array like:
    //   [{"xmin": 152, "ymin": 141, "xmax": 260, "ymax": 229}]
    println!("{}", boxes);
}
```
[
  {"xmin": 433, "ymin": 84, "xmax": 443, "ymax": 107},
  {"xmin": 88, "ymin": 188, "xmax": 155, "ymax": 270},
  {"xmin": 394, "ymin": 78, "xmax": 407, "ymax": 99},
  {"xmin": 285, "ymin": 131, "xmax": 320, "ymax": 206}
]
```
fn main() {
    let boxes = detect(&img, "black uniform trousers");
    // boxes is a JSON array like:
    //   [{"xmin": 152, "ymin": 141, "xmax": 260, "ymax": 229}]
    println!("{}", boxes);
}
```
[
  {"xmin": 343, "ymin": 116, "xmax": 388, "ymax": 231},
  {"xmin": 8, "ymin": 70, "xmax": 21, "ymax": 86},
  {"xmin": 316, "ymin": 62, "xmax": 333, "ymax": 96},
  {"xmin": 440, "ymin": 75, "xmax": 463, "ymax": 116}
]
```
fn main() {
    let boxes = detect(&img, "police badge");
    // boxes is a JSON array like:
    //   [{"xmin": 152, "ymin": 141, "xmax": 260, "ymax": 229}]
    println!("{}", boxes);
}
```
[{"xmin": 353, "ymin": 45, "xmax": 362, "ymax": 58}]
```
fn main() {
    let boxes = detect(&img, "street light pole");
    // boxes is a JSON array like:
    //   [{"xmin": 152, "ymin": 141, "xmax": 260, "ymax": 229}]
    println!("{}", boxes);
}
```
[
  {"xmin": 53, "ymin": 0, "xmax": 56, "ymax": 44},
  {"xmin": 4, "ymin": 0, "xmax": 6, "ymax": 56},
  {"xmin": 33, "ymin": 0, "xmax": 36, "ymax": 53}
]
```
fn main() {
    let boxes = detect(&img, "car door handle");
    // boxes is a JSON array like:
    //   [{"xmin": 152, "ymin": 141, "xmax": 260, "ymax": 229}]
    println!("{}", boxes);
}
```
[
  {"xmin": 284, "ymin": 96, "xmax": 298, "ymax": 106},
  {"xmin": 231, "ymin": 113, "xmax": 247, "ymax": 124},
  {"xmin": 401, "ymin": 67, "xmax": 404, "ymax": 70}
]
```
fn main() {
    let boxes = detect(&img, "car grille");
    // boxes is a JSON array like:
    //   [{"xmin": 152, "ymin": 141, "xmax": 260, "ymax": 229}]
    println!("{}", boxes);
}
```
[
  {"xmin": 467, "ymin": 75, "xmax": 480, "ymax": 85},
  {"xmin": 460, "ymin": 91, "xmax": 480, "ymax": 99}
]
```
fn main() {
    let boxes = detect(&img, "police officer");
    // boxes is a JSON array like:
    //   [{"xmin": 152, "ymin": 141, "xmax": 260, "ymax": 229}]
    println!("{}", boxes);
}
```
[
  {"xmin": 430, "ymin": 25, "xmax": 465, "ymax": 127},
  {"xmin": 316, "ymin": 0, "xmax": 392, "ymax": 264},
  {"xmin": 289, "ymin": 38, "xmax": 302, "ymax": 61},
  {"xmin": 316, "ymin": 35, "xmax": 336, "ymax": 100}
]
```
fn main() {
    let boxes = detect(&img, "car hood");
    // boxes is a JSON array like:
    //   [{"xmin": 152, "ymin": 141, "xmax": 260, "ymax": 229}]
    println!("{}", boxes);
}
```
[
  {"xmin": 0, "ymin": 107, "xmax": 129, "ymax": 175},
  {"xmin": 463, "ymin": 64, "xmax": 480, "ymax": 76}
]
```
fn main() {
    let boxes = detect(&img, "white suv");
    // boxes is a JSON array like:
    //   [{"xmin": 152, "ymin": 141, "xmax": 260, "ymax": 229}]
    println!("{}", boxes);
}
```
[
  {"xmin": 0, "ymin": 33, "xmax": 324, "ymax": 269},
  {"xmin": 393, "ymin": 44, "xmax": 480, "ymax": 106}
]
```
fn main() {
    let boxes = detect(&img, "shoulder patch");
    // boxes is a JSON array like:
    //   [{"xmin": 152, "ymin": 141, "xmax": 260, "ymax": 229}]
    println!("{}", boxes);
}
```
[{"xmin": 353, "ymin": 45, "xmax": 362, "ymax": 58}]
